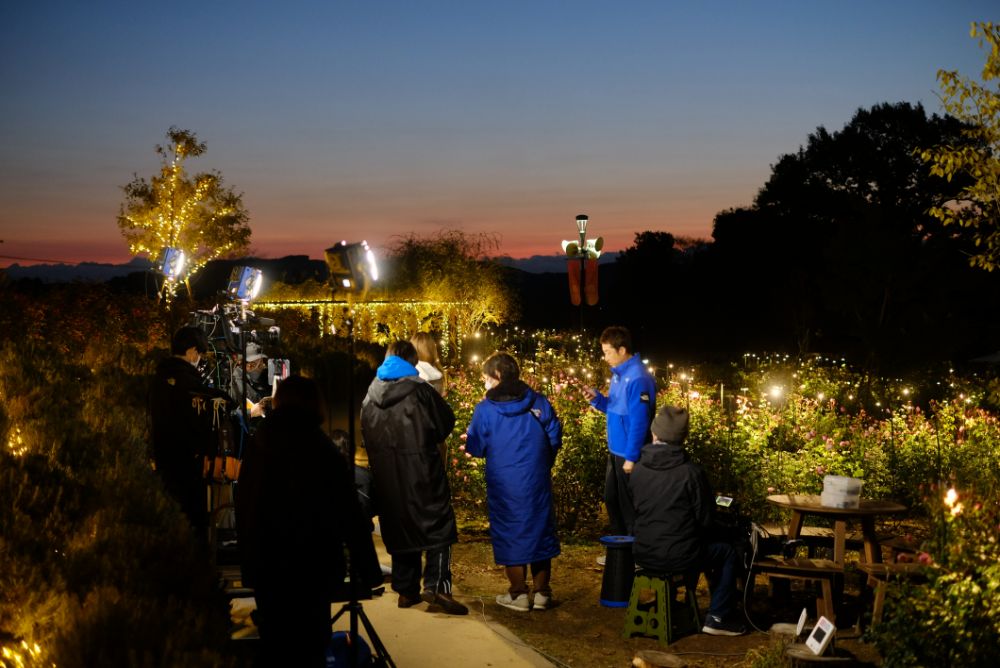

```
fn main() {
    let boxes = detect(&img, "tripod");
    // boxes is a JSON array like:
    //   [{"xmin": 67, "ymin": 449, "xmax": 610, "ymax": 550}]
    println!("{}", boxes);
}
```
[{"xmin": 330, "ymin": 312, "xmax": 396, "ymax": 667}]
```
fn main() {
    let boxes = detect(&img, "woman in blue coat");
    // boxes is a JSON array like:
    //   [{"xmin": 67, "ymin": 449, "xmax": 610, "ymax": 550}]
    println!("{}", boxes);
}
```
[{"xmin": 465, "ymin": 352, "xmax": 562, "ymax": 612}]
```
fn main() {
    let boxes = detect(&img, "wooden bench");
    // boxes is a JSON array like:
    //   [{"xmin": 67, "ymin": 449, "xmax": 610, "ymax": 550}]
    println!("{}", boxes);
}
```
[
  {"xmin": 751, "ymin": 557, "xmax": 844, "ymax": 623},
  {"xmin": 761, "ymin": 524, "xmax": 898, "ymax": 561},
  {"xmin": 856, "ymin": 562, "xmax": 926, "ymax": 629}
]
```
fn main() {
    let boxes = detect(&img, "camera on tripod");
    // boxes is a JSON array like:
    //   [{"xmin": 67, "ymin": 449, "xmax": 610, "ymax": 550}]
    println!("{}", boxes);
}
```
[{"xmin": 188, "ymin": 265, "xmax": 290, "ymax": 411}]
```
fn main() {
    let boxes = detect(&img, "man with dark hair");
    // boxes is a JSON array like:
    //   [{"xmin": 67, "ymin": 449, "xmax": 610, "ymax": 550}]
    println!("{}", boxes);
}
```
[
  {"xmin": 150, "ymin": 326, "xmax": 230, "ymax": 537},
  {"xmin": 361, "ymin": 340, "xmax": 467, "ymax": 615},
  {"xmin": 631, "ymin": 405, "xmax": 746, "ymax": 636},
  {"xmin": 583, "ymin": 325, "xmax": 656, "ymax": 536}
]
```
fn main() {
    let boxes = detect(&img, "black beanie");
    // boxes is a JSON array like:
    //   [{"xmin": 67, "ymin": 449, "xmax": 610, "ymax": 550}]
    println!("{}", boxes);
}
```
[{"xmin": 652, "ymin": 405, "xmax": 689, "ymax": 444}]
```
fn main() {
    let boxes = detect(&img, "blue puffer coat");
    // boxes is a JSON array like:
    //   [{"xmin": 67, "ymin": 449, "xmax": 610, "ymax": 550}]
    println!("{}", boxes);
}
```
[{"xmin": 465, "ymin": 380, "xmax": 562, "ymax": 565}]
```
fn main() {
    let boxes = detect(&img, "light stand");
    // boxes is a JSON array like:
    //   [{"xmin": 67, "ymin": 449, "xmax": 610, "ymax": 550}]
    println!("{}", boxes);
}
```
[{"xmin": 324, "ymin": 242, "xmax": 393, "ymax": 667}]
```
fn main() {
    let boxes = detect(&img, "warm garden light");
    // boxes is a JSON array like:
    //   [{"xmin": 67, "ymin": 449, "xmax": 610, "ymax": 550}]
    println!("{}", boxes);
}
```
[
  {"xmin": 227, "ymin": 266, "xmax": 263, "ymax": 302},
  {"xmin": 769, "ymin": 385, "xmax": 783, "ymax": 399},
  {"xmin": 158, "ymin": 247, "xmax": 186, "ymax": 281}
]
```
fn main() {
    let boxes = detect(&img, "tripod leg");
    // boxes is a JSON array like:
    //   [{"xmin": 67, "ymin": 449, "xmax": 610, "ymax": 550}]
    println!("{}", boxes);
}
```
[{"xmin": 356, "ymin": 605, "xmax": 396, "ymax": 668}]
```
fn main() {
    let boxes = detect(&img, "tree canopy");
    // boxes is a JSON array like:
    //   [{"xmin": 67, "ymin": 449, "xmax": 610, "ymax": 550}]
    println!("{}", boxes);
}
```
[
  {"xmin": 117, "ymin": 127, "xmax": 251, "ymax": 299},
  {"xmin": 708, "ymin": 102, "xmax": 977, "ymax": 368},
  {"xmin": 921, "ymin": 21, "xmax": 1000, "ymax": 271}
]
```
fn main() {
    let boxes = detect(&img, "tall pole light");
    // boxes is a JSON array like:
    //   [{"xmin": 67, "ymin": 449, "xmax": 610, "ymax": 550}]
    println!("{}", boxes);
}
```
[
  {"xmin": 576, "ymin": 215, "xmax": 588, "ymax": 331},
  {"xmin": 562, "ymin": 214, "xmax": 603, "ymax": 332}
]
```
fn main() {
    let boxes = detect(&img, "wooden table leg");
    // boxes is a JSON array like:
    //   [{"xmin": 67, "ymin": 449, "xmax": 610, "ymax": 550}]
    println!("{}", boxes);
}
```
[
  {"xmin": 862, "ymin": 517, "xmax": 881, "ymax": 564},
  {"xmin": 833, "ymin": 520, "xmax": 846, "ymax": 565},
  {"xmin": 788, "ymin": 511, "xmax": 804, "ymax": 539}
]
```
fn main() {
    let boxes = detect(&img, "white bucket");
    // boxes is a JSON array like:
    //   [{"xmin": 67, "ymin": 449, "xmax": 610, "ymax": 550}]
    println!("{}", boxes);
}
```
[{"xmin": 821, "ymin": 475, "xmax": 862, "ymax": 508}]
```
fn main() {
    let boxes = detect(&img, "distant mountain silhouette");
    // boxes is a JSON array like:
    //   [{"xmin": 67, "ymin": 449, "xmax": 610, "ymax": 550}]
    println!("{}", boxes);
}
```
[
  {"xmin": 2, "ymin": 257, "xmax": 155, "ymax": 282},
  {"xmin": 0, "ymin": 253, "xmax": 612, "ymax": 284}
]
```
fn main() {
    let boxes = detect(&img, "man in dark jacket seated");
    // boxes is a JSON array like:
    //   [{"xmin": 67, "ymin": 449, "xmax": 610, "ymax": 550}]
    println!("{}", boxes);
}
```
[{"xmin": 630, "ymin": 405, "xmax": 747, "ymax": 636}]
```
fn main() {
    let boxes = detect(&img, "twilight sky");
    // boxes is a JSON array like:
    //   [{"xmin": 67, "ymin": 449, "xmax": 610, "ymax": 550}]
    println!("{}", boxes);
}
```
[{"xmin": 0, "ymin": 1, "xmax": 995, "ymax": 267}]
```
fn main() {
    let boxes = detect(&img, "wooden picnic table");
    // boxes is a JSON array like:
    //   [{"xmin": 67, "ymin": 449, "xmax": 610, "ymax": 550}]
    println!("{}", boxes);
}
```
[{"xmin": 766, "ymin": 494, "xmax": 907, "ymax": 566}]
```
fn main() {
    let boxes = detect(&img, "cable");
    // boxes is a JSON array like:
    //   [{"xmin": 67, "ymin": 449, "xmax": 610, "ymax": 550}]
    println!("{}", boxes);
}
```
[{"xmin": 742, "ymin": 522, "xmax": 774, "ymax": 634}]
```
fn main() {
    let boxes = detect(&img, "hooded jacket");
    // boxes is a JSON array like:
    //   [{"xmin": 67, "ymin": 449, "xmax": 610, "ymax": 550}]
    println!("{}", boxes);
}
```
[
  {"xmin": 415, "ymin": 360, "xmax": 445, "ymax": 394},
  {"xmin": 465, "ymin": 379, "xmax": 562, "ymax": 565},
  {"xmin": 361, "ymin": 355, "xmax": 457, "ymax": 553},
  {"xmin": 589, "ymin": 353, "xmax": 656, "ymax": 462},
  {"xmin": 629, "ymin": 441, "xmax": 715, "ymax": 573}
]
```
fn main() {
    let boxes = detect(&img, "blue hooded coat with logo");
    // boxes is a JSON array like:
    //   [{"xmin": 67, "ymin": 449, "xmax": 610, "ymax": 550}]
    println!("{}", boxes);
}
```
[{"xmin": 465, "ymin": 380, "xmax": 562, "ymax": 565}]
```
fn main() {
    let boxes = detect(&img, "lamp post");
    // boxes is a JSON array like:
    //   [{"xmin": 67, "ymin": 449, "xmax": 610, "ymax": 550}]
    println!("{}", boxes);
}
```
[
  {"xmin": 575, "ymin": 215, "xmax": 588, "ymax": 331},
  {"xmin": 562, "ymin": 213, "xmax": 603, "ymax": 332}
]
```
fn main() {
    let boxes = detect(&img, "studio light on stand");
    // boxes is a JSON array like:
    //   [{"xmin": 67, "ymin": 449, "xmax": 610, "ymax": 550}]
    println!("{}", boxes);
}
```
[
  {"xmin": 227, "ymin": 265, "xmax": 264, "ymax": 303},
  {"xmin": 157, "ymin": 247, "xmax": 187, "ymax": 300},
  {"xmin": 324, "ymin": 240, "xmax": 393, "ymax": 667},
  {"xmin": 159, "ymin": 247, "xmax": 186, "ymax": 281}
]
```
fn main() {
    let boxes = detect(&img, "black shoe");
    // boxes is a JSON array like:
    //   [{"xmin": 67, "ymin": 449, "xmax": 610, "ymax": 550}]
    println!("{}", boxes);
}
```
[
  {"xmin": 397, "ymin": 593, "xmax": 422, "ymax": 608},
  {"xmin": 702, "ymin": 614, "xmax": 747, "ymax": 636},
  {"xmin": 421, "ymin": 591, "xmax": 469, "ymax": 615}
]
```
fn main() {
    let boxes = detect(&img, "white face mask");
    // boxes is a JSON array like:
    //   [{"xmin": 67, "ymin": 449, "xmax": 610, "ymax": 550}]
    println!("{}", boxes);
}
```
[{"xmin": 484, "ymin": 376, "xmax": 499, "ymax": 390}]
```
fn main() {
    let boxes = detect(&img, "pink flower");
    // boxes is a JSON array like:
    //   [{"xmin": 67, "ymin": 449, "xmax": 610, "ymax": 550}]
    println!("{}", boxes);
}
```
[
  {"xmin": 458, "ymin": 444, "xmax": 466, "ymax": 452},
  {"xmin": 451, "ymin": 458, "xmax": 459, "ymax": 466},
  {"xmin": 767, "ymin": 486, "xmax": 776, "ymax": 493},
  {"xmin": 917, "ymin": 552, "xmax": 933, "ymax": 565},
  {"xmin": 815, "ymin": 466, "xmax": 825, "ymax": 475}
]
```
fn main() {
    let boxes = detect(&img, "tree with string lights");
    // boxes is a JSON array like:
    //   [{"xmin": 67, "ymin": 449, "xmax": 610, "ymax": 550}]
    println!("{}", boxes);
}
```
[{"xmin": 117, "ymin": 127, "xmax": 251, "ymax": 299}]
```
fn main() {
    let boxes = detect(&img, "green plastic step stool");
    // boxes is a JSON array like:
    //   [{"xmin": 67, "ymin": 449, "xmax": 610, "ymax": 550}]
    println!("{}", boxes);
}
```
[{"xmin": 622, "ymin": 573, "xmax": 701, "ymax": 645}]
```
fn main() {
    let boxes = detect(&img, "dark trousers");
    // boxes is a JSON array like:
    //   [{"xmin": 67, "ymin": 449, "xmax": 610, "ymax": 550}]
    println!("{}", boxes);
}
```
[
  {"xmin": 391, "ymin": 546, "xmax": 453, "ymax": 598},
  {"xmin": 604, "ymin": 453, "xmax": 635, "ymax": 535},
  {"xmin": 704, "ymin": 542, "xmax": 739, "ymax": 620}
]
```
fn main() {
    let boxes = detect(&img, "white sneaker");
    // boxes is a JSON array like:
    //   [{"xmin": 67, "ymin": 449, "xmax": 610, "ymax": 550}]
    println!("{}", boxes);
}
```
[
  {"xmin": 532, "ymin": 593, "xmax": 550, "ymax": 611},
  {"xmin": 496, "ymin": 593, "xmax": 530, "ymax": 612},
  {"xmin": 596, "ymin": 555, "xmax": 606, "ymax": 567}
]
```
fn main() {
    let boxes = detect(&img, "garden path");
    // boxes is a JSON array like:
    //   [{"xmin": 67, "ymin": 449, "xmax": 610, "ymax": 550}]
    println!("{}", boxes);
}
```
[{"xmin": 329, "ymin": 530, "xmax": 554, "ymax": 667}]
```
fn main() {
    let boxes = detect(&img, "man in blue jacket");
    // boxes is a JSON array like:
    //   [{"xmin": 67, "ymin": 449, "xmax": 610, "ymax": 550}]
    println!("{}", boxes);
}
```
[{"xmin": 583, "ymin": 326, "xmax": 656, "ymax": 536}]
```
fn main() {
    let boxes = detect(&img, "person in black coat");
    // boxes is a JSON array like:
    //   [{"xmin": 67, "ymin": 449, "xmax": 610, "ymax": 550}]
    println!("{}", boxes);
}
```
[
  {"xmin": 629, "ymin": 405, "xmax": 746, "ymax": 636},
  {"xmin": 237, "ymin": 375, "xmax": 383, "ymax": 668},
  {"xmin": 360, "ymin": 340, "xmax": 467, "ymax": 615},
  {"xmin": 149, "ymin": 326, "xmax": 229, "ymax": 537}
]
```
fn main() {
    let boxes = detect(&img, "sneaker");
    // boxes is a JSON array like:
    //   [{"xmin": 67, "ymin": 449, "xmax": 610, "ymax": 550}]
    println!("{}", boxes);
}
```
[
  {"xmin": 701, "ymin": 614, "xmax": 747, "ymax": 637},
  {"xmin": 596, "ymin": 555, "xmax": 606, "ymax": 567},
  {"xmin": 532, "ymin": 593, "xmax": 550, "ymax": 611},
  {"xmin": 496, "ymin": 592, "xmax": 530, "ymax": 612},
  {"xmin": 421, "ymin": 591, "xmax": 469, "ymax": 615}
]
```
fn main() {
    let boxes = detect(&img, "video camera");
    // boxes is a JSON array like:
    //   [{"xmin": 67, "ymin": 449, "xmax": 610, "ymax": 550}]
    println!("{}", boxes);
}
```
[{"xmin": 189, "ymin": 303, "xmax": 289, "ymax": 411}]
